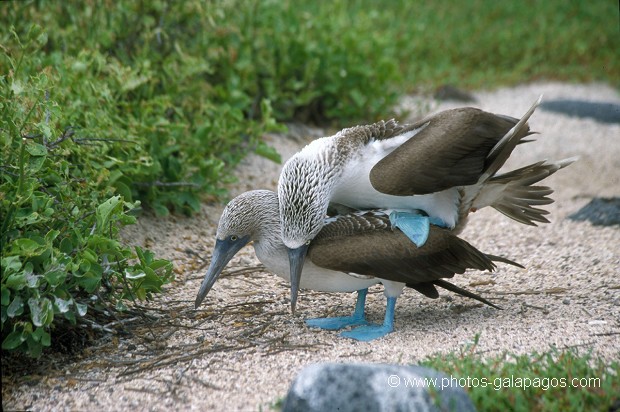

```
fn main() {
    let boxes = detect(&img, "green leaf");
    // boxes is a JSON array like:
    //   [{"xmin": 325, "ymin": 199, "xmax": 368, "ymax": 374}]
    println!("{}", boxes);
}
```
[
  {"xmin": 1, "ymin": 286, "xmax": 10, "ymax": 306},
  {"xmin": 45, "ymin": 229, "xmax": 60, "ymax": 243},
  {"xmin": 2, "ymin": 330, "xmax": 25, "ymax": 350},
  {"xmin": 115, "ymin": 301, "xmax": 128, "ymax": 312},
  {"xmin": 25, "ymin": 143, "xmax": 48, "ymax": 157},
  {"xmin": 31, "ymin": 327, "xmax": 51, "ymax": 347},
  {"xmin": 12, "ymin": 238, "xmax": 46, "ymax": 257},
  {"xmin": 7, "ymin": 296, "xmax": 24, "ymax": 317},
  {"xmin": 54, "ymin": 296, "xmax": 72, "ymax": 314},
  {"xmin": 135, "ymin": 246, "xmax": 146, "ymax": 264},
  {"xmin": 125, "ymin": 271, "xmax": 146, "ymax": 280},
  {"xmin": 5, "ymin": 273, "xmax": 26, "ymax": 290},
  {"xmin": 1, "ymin": 256, "xmax": 22, "ymax": 274},
  {"xmin": 59, "ymin": 237, "xmax": 74, "ymax": 254},
  {"xmin": 63, "ymin": 310, "xmax": 76, "ymax": 325},
  {"xmin": 75, "ymin": 302, "xmax": 88, "ymax": 316},
  {"xmin": 152, "ymin": 201, "xmax": 169, "ymax": 216},
  {"xmin": 24, "ymin": 269, "xmax": 41, "ymax": 288},
  {"xmin": 96, "ymin": 195, "xmax": 122, "ymax": 234},
  {"xmin": 28, "ymin": 297, "xmax": 54, "ymax": 327},
  {"xmin": 149, "ymin": 259, "xmax": 172, "ymax": 272},
  {"xmin": 78, "ymin": 273, "xmax": 100, "ymax": 293},
  {"xmin": 255, "ymin": 141, "xmax": 282, "ymax": 163},
  {"xmin": 45, "ymin": 270, "xmax": 67, "ymax": 287},
  {"xmin": 114, "ymin": 181, "xmax": 133, "ymax": 201},
  {"xmin": 28, "ymin": 154, "xmax": 46, "ymax": 172},
  {"xmin": 87, "ymin": 234, "xmax": 120, "ymax": 252},
  {"xmin": 40, "ymin": 329, "xmax": 51, "ymax": 346},
  {"xmin": 26, "ymin": 337, "xmax": 43, "ymax": 358}
]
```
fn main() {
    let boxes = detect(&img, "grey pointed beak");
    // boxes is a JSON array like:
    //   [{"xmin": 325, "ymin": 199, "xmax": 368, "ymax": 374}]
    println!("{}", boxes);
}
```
[
  {"xmin": 195, "ymin": 236, "xmax": 250, "ymax": 309},
  {"xmin": 287, "ymin": 243, "xmax": 309, "ymax": 314}
]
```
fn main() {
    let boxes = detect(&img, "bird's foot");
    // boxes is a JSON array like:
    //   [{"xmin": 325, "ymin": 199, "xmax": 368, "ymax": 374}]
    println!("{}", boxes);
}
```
[
  {"xmin": 389, "ymin": 211, "xmax": 430, "ymax": 247},
  {"xmin": 340, "ymin": 323, "xmax": 394, "ymax": 341},
  {"xmin": 389, "ymin": 211, "xmax": 450, "ymax": 247},
  {"xmin": 305, "ymin": 315, "xmax": 368, "ymax": 331}
]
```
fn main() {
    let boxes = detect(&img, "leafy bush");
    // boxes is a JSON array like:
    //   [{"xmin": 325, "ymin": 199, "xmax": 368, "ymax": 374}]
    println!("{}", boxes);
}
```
[{"xmin": 1, "ymin": 25, "xmax": 175, "ymax": 357}]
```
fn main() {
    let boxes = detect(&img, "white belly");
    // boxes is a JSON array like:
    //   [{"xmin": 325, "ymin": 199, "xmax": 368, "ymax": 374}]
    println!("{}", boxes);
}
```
[
  {"xmin": 332, "ymin": 152, "xmax": 460, "ymax": 228},
  {"xmin": 256, "ymin": 244, "xmax": 379, "ymax": 293}
]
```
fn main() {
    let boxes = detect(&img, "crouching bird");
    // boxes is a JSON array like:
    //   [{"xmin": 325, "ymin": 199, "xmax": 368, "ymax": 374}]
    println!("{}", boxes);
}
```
[
  {"xmin": 277, "ymin": 97, "xmax": 575, "ymax": 312},
  {"xmin": 195, "ymin": 190, "xmax": 522, "ymax": 341}
]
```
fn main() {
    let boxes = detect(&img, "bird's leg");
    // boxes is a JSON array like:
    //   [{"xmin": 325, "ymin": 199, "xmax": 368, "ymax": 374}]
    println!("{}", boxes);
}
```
[
  {"xmin": 305, "ymin": 289, "xmax": 369, "ymax": 330},
  {"xmin": 340, "ymin": 296, "xmax": 396, "ymax": 341}
]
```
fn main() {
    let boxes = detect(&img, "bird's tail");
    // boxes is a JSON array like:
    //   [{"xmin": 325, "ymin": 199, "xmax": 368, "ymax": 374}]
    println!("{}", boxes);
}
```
[
  {"xmin": 430, "ymin": 253, "xmax": 523, "ymax": 309},
  {"xmin": 486, "ymin": 158, "xmax": 577, "ymax": 226},
  {"xmin": 432, "ymin": 279, "xmax": 501, "ymax": 309}
]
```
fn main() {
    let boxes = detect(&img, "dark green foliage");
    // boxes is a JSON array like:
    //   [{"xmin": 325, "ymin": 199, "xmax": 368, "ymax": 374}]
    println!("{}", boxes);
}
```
[{"xmin": 1, "ymin": 27, "xmax": 174, "ymax": 357}]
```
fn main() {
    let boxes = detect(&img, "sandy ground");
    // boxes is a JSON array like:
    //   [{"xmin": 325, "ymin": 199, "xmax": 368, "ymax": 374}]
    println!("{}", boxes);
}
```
[{"xmin": 3, "ymin": 82, "xmax": 619, "ymax": 411}]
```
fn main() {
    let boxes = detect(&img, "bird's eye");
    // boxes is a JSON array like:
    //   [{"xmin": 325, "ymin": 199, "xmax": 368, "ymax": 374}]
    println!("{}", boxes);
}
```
[
  {"xmin": 230, "ymin": 235, "xmax": 238, "ymax": 241},
  {"xmin": 305, "ymin": 240, "xmax": 311, "ymax": 246}
]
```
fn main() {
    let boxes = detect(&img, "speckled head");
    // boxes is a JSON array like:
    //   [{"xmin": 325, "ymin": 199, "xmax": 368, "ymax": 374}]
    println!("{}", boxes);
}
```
[
  {"xmin": 216, "ymin": 190, "xmax": 279, "ymax": 241},
  {"xmin": 195, "ymin": 190, "xmax": 278, "ymax": 309}
]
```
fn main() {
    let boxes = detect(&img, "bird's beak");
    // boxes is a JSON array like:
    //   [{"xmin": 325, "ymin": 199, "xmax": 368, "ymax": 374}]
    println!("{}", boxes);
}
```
[
  {"xmin": 195, "ymin": 236, "xmax": 250, "ymax": 309},
  {"xmin": 287, "ymin": 243, "xmax": 310, "ymax": 314}
]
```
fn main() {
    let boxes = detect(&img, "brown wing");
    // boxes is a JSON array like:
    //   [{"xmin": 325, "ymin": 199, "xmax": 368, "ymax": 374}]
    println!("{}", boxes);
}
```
[
  {"xmin": 308, "ymin": 212, "xmax": 497, "ymax": 285},
  {"xmin": 369, "ymin": 108, "xmax": 531, "ymax": 195}
]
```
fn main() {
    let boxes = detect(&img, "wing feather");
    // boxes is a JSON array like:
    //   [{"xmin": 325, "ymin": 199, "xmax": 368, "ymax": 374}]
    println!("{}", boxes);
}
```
[{"xmin": 369, "ymin": 108, "xmax": 532, "ymax": 195}]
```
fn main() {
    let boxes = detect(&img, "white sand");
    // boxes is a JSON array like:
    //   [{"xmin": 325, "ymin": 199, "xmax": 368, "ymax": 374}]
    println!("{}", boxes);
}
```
[{"xmin": 3, "ymin": 83, "xmax": 619, "ymax": 411}]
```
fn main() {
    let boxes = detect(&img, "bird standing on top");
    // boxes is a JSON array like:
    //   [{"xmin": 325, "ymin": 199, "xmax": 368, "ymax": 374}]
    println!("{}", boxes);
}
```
[
  {"xmin": 277, "ymin": 97, "xmax": 575, "ymax": 312},
  {"xmin": 195, "ymin": 190, "xmax": 521, "ymax": 341}
]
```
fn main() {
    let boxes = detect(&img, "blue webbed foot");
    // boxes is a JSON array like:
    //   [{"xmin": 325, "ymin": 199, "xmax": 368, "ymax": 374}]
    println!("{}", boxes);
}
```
[
  {"xmin": 389, "ymin": 211, "xmax": 430, "ymax": 247},
  {"xmin": 389, "ymin": 211, "xmax": 450, "ymax": 247},
  {"xmin": 340, "ymin": 323, "xmax": 393, "ymax": 341},
  {"xmin": 340, "ymin": 296, "xmax": 397, "ymax": 342},
  {"xmin": 305, "ymin": 289, "xmax": 368, "ymax": 331},
  {"xmin": 306, "ymin": 315, "xmax": 368, "ymax": 330}
]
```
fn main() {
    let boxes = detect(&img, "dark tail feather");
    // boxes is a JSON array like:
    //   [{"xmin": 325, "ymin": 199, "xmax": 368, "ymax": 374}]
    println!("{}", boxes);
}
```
[
  {"xmin": 432, "ymin": 279, "xmax": 501, "ymax": 310},
  {"xmin": 486, "ymin": 254, "xmax": 525, "ymax": 269},
  {"xmin": 490, "ymin": 158, "xmax": 576, "ymax": 226},
  {"xmin": 407, "ymin": 282, "xmax": 440, "ymax": 299}
]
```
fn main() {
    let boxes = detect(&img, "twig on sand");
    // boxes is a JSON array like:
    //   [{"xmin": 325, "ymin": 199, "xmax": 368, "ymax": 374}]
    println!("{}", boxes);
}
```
[
  {"xmin": 492, "ymin": 287, "xmax": 568, "ymax": 296},
  {"xmin": 116, "ymin": 344, "xmax": 251, "ymax": 377}
]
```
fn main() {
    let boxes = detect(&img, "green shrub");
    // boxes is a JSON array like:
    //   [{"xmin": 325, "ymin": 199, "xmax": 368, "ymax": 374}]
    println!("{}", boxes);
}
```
[{"xmin": 1, "ymin": 25, "xmax": 175, "ymax": 357}]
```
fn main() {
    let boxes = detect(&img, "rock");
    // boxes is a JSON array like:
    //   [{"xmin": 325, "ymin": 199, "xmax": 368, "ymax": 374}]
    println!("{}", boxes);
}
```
[
  {"xmin": 434, "ymin": 85, "xmax": 477, "ymax": 102},
  {"xmin": 540, "ymin": 99, "xmax": 620, "ymax": 124},
  {"xmin": 568, "ymin": 197, "xmax": 620, "ymax": 226},
  {"xmin": 282, "ymin": 363, "xmax": 475, "ymax": 412}
]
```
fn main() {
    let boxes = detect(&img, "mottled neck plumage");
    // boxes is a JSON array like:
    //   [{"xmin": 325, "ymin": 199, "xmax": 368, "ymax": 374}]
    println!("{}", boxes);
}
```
[
  {"xmin": 278, "ymin": 139, "xmax": 343, "ymax": 248},
  {"xmin": 277, "ymin": 120, "xmax": 406, "ymax": 249}
]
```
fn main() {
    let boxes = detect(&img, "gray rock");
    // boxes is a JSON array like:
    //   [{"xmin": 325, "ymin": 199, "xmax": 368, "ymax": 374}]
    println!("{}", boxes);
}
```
[
  {"xmin": 282, "ymin": 363, "xmax": 475, "ymax": 412},
  {"xmin": 434, "ymin": 85, "xmax": 477, "ymax": 103},
  {"xmin": 568, "ymin": 197, "xmax": 620, "ymax": 227},
  {"xmin": 540, "ymin": 99, "xmax": 620, "ymax": 124}
]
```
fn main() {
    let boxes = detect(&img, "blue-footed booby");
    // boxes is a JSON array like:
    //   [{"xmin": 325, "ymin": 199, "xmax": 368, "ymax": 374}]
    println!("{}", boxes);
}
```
[
  {"xmin": 195, "ymin": 190, "xmax": 522, "ymax": 341},
  {"xmin": 277, "ymin": 98, "xmax": 575, "ymax": 312}
]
